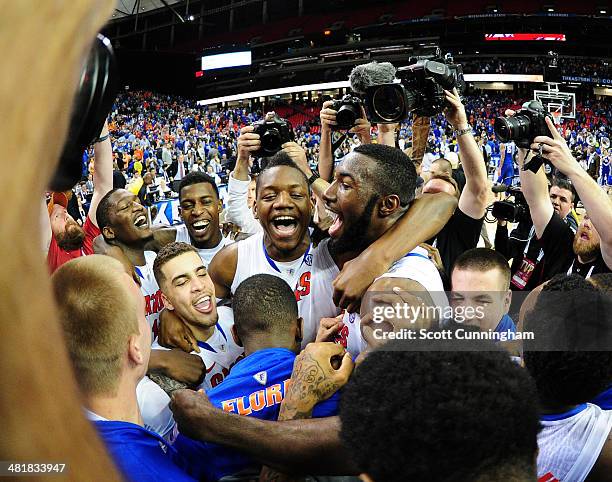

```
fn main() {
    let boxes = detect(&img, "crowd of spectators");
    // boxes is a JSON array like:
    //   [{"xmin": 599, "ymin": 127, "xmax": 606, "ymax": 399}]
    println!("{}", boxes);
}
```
[
  {"xmin": 68, "ymin": 87, "xmax": 611, "ymax": 228},
  {"xmin": 462, "ymin": 56, "xmax": 612, "ymax": 78}
]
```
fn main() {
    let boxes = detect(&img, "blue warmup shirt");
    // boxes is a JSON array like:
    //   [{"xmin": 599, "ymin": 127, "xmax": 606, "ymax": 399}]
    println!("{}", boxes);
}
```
[
  {"xmin": 94, "ymin": 420, "xmax": 196, "ymax": 481},
  {"xmin": 494, "ymin": 314, "xmax": 517, "ymax": 334},
  {"xmin": 592, "ymin": 385, "xmax": 612, "ymax": 410},
  {"xmin": 178, "ymin": 348, "xmax": 341, "ymax": 481}
]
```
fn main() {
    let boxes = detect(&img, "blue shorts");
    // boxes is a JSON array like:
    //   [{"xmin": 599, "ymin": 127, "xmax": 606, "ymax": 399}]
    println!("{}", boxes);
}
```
[{"xmin": 497, "ymin": 161, "xmax": 514, "ymax": 186}]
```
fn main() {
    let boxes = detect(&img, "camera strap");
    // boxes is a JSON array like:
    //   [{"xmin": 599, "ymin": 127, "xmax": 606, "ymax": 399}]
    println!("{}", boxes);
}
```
[{"xmin": 331, "ymin": 132, "xmax": 348, "ymax": 154}]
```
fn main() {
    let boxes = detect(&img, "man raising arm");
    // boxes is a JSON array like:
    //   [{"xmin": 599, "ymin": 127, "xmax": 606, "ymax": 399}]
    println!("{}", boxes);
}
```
[
  {"xmin": 531, "ymin": 116, "xmax": 612, "ymax": 270},
  {"xmin": 47, "ymin": 121, "xmax": 114, "ymax": 272},
  {"xmin": 518, "ymin": 114, "xmax": 611, "ymax": 278}
]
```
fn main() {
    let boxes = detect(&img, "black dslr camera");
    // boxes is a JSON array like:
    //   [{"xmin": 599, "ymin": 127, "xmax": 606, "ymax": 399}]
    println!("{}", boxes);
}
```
[
  {"xmin": 494, "ymin": 100, "xmax": 552, "ymax": 149},
  {"xmin": 491, "ymin": 186, "xmax": 530, "ymax": 224},
  {"xmin": 252, "ymin": 114, "xmax": 294, "ymax": 157},
  {"xmin": 330, "ymin": 94, "xmax": 363, "ymax": 130},
  {"xmin": 364, "ymin": 53, "xmax": 465, "ymax": 122}
]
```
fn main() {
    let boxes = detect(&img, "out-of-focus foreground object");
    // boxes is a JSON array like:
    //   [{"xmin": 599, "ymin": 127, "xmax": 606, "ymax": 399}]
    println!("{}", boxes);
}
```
[{"xmin": 0, "ymin": 0, "xmax": 122, "ymax": 480}]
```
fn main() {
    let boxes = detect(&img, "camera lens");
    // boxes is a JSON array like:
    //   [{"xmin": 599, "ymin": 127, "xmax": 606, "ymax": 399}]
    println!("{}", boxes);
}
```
[
  {"xmin": 494, "ymin": 117, "xmax": 513, "ymax": 142},
  {"xmin": 494, "ymin": 115, "xmax": 531, "ymax": 143},
  {"xmin": 336, "ymin": 105, "xmax": 359, "ymax": 130},
  {"xmin": 372, "ymin": 85, "xmax": 405, "ymax": 122},
  {"xmin": 261, "ymin": 128, "xmax": 281, "ymax": 155}
]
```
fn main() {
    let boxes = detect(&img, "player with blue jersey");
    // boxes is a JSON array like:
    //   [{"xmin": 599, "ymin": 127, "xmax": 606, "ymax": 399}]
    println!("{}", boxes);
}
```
[
  {"xmin": 51, "ymin": 256, "xmax": 198, "ymax": 481},
  {"xmin": 176, "ymin": 274, "xmax": 341, "ymax": 481},
  {"xmin": 497, "ymin": 141, "xmax": 516, "ymax": 186}
]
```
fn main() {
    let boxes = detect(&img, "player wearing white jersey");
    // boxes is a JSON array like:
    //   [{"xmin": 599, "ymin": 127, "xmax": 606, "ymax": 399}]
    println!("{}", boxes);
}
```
[
  {"xmin": 95, "ymin": 189, "xmax": 163, "ymax": 339},
  {"xmin": 96, "ymin": 188, "xmax": 208, "ymax": 388},
  {"xmin": 153, "ymin": 306, "xmax": 243, "ymax": 390},
  {"xmin": 135, "ymin": 250, "xmax": 163, "ymax": 339},
  {"xmin": 523, "ymin": 275, "xmax": 612, "ymax": 482},
  {"xmin": 337, "ymin": 246, "xmax": 447, "ymax": 355},
  {"xmin": 229, "ymin": 232, "xmax": 341, "ymax": 346},
  {"xmin": 153, "ymin": 242, "xmax": 245, "ymax": 389},
  {"xmin": 538, "ymin": 403, "xmax": 612, "ymax": 482},
  {"xmin": 150, "ymin": 171, "xmax": 233, "ymax": 266}
]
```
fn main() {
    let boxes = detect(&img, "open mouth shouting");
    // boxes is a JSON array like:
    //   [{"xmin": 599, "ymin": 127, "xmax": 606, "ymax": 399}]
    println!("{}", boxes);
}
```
[
  {"xmin": 190, "ymin": 219, "xmax": 211, "ymax": 237},
  {"xmin": 326, "ymin": 207, "xmax": 344, "ymax": 238},
  {"xmin": 133, "ymin": 213, "xmax": 149, "ymax": 230},
  {"xmin": 271, "ymin": 215, "xmax": 300, "ymax": 239},
  {"xmin": 193, "ymin": 294, "xmax": 213, "ymax": 314}
]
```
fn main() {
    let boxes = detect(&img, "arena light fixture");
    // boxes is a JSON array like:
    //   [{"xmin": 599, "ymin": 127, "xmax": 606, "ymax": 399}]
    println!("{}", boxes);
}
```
[
  {"xmin": 198, "ymin": 80, "xmax": 351, "ymax": 105},
  {"xmin": 465, "ymin": 74, "xmax": 544, "ymax": 82}
]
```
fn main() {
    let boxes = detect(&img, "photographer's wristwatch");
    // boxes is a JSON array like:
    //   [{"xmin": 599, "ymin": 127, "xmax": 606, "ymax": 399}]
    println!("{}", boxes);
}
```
[{"xmin": 307, "ymin": 171, "xmax": 320, "ymax": 185}]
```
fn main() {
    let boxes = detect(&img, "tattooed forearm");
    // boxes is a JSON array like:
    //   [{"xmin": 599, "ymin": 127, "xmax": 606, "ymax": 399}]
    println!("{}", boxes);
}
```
[
  {"xmin": 280, "ymin": 352, "xmax": 339, "ymax": 419},
  {"xmin": 260, "ymin": 344, "xmax": 351, "ymax": 482}
]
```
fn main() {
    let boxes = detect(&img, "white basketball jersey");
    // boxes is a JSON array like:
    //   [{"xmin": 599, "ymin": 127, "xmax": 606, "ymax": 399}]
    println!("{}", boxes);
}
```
[
  {"xmin": 301, "ymin": 238, "xmax": 341, "ymax": 345},
  {"xmin": 174, "ymin": 223, "xmax": 233, "ymax": 266},
  {"xmin": 230, "ymin": 232, "xmax": 338, "ymax": 348},
  {"xmin": 135, "ymin": 250, "xmax": 163, "ymax": 341},
  {"xmin": 336, "ymin": 246, "xmax": 448, "ymax": 356},
  {"xmin": 152, "ymin": 306, "xmax": 244, "ymax": 391},
  {"xmin": 537, "ymin": 403, "xmax": 612, "ymax": 482},
  {"xmin": 136, "ymin": 375, "xmax": 175, "ymax": 441}
]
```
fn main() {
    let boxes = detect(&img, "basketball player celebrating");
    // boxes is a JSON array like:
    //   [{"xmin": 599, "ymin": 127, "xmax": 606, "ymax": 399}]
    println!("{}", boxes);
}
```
[
  {"xmin": 95, "ymin": 188, "xmax": 206, "ymax": 386},
  {"xmin": 151, "ymin": 172, "xmax": 233, "ymax": 266},
  {"xmin": 160, "ymin": 149, "xmax": 456, "ymax": 349},
  {"xmin": 153, "ymin": 242, "xmax": 244, "ymax": 390},
  {"xmin": 314, "ymin": 143, "xmax": 449, "ymax": 354},
  {"xmin": 523, "ymin": 275, "xmax": 612, "ymax": 482},
  {"xmin": 96, "ymin": 188, "xmax": 165, "ymax": 336}
]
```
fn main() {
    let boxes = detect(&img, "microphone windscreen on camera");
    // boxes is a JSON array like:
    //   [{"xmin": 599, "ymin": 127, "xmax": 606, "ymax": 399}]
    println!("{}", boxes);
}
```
[
  {"xmin": 349, "ymin": 61, "xmax": 396, "ymax": 94},
  {"xmin": 491, "ymin": 183, "xmax": 509, "ymax": 193}
]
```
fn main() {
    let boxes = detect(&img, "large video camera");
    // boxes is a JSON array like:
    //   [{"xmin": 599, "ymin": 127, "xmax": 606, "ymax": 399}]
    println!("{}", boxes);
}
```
[
  {"xmin": 491, "ymin": 184, "xmax": 530, "ymax": 224},
  {"xmin": 363, "ymin": 53, "xmax": 465, "ymax": 122},
  {"xmin": 252, "ymin": 113, "xmax": 294, "ymax": 157},
  {"xmin": 330, "ymin": 94, "xmax": 363, "ymax": 130},
  {"xmin": 494, "ymin": 100, "xmax": 552, "ymax": 149}
]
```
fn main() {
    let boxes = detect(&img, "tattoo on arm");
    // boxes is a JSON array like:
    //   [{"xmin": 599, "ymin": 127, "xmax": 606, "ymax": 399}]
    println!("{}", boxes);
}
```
[{"xmin": 259, "ymin": 353, "xmax": 336, "ymax": 481}]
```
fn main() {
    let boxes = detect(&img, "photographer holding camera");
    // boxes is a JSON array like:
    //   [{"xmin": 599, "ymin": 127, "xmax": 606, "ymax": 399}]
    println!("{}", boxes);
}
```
[
  {"xmin": 421, "ymin": 88, "xmax": 489, "ymax": 273},
  {"xmin": 318, "ymin": 99, "xmax": 373, "ymax": 182},
  {"xmin": 512, "ymin": 112, "xmax": 612, "ymax": 280},
  {"xmin": 495, "ymin": 177, "xmax": 578, "ymax": 290}
]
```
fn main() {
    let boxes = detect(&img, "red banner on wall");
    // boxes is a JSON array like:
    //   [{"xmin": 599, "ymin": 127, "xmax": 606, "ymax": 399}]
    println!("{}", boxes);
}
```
[{"xmin": 485, "ymin": 33, "xmax": 566, "ymax": 41}]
